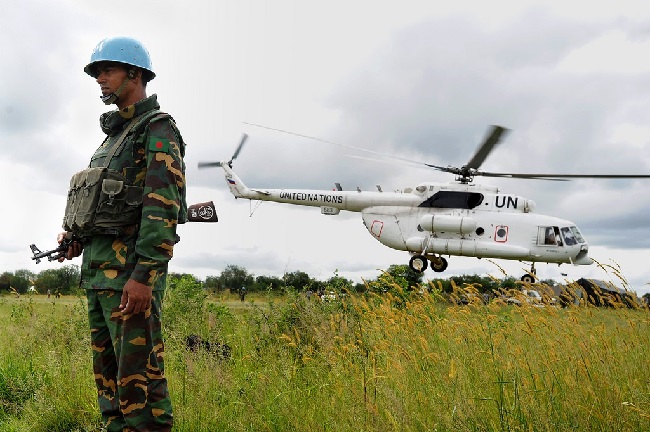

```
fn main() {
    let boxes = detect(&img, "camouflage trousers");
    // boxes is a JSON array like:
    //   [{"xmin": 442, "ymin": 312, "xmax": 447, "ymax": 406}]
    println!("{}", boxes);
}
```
[{"xmin": 87, "ymin": 289, "xmax": 173, "ymax": 432}]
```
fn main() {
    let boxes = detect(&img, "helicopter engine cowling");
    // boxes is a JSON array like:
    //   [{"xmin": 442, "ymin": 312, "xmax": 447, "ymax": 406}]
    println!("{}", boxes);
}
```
[
  {"xmin": 405, "ymin": 237, "xmax": 478, "ymax": 256},
  {"xmin": 419, "ymin": 214, "xmax": 476, "ymax": 234}
]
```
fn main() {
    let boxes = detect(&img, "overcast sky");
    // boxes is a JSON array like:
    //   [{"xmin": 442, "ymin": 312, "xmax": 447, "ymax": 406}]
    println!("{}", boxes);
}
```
[{"xmin": 2, "ymin": 0, "xmax": 649, "ymax": 295}]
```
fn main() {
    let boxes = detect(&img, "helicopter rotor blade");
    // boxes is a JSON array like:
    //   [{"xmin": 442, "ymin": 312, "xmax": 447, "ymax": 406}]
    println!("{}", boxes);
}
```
[
  {"xmin": 242, "ymin": 122, "xmax": 650, "ymax": 183},
  {"xmin": 198, "ymin": 133, "xmax": 249, "ymax": 169},
  {"xmin": 477, "ymin": 172, "xmax": 569, "ymax": 181},
  {"xmin": 476, "ymin": 171, "xmax": 650, "ymax": 181},
  {"xmin": 198, "ymin": 161, "xmax": 223, "ymax": 168},
  {"xmin": 464, "ymin": 125, "xmax": 509, "ymax": 171},
  {"xmin": 518, "ymin": 173, "xmax": 650, "ymax": 179},
  {"xmin": 424, "ymin": 163, "xmax": 460, "ymax": 174},
  {"xmin": 231, "ymin": 133, "xmax": 248, "ymax": 161}
]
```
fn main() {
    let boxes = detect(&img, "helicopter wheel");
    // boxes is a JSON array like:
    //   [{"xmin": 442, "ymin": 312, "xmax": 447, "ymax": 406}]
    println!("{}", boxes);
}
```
[
  {"xmin": 520, "ymin": 273, "xmax": 535, "ymax": 283},
  {"xmin": 430, "ymin": 256, "xmax": 448, "ymax": 273},
  {"xmin": 409, "ymin": 255, "xmax": 428, "ymax": 273}
]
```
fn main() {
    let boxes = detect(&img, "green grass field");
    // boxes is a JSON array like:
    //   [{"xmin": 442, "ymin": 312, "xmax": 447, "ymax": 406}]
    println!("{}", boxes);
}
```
[{"xmin": 0, "ymin": 281, "xmax": 648, "ymax": 431}]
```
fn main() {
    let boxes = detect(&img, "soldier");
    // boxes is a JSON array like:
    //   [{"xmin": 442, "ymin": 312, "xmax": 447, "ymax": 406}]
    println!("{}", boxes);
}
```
[{"xmin": 58, "ymin": 36, "xmax": 186, "ymax": 431}]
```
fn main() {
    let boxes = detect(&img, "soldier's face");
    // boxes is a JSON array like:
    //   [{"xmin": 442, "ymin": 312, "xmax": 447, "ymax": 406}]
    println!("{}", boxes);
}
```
[{"xmin": 94, "ymin": 62, "xmax": 129, "ymax": 97}]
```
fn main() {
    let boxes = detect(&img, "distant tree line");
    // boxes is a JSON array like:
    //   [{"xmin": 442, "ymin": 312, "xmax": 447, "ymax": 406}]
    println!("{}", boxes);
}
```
[
  {"xmin": 0, "ymin": 265, "xmax": 80, "ymax": 295},
  {"xmin": 0, "ymin": 262, "xmax": 577, "ymax": 298},
  {"xmin": 168, "ymin": 264, "xmax": 426, "ymax": 295},
  {"xmin": 167, "ymin": 264, "xmax": 554, "ymax": 296},
  {"xmin": 0, "ymin": 264, "xmax": 424, "ymax": 296}
]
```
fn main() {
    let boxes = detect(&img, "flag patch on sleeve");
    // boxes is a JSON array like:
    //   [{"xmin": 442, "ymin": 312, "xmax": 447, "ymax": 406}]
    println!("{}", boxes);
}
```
[{"xmin": 149, "ymin": 137, "xmax": 170, "ymax": 153}]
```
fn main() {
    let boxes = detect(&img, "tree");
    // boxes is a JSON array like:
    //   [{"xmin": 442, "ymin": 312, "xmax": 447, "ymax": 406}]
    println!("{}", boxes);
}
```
[
  {"xmin": 204, "ymin": 275, "xmax": 221, "ymax": 292},
  {"xmin": 35, "ymin": 269, "xmax": 58, "ymax": 294},
  {"xmin": 283, "ymin": 271, "xmax": 311, "ymax": 291},
  {"xmin": 450, "ymin": 274, "xmax": 500, "ymax": 293},
  {"xmin": 35, "ymin": 265, "xmax": 80, "ymax": 295},
  {"xmin": 218, "ymin": 265, "xmax": 255, "ymax": 293},
  {"xmin": 325, "ymin": 270, "xmax": 353, "ymax": 292},
  {"xmin": 255, "ymin": 275, "xmax": 284, "ymax": 292},
  {"xmin": 428, "ymin": 278, "xmax": 452, "ymax": 293},
  {"xmin": 13, "ymin": 269, "xmax": 37, "ymax": 293},
  {"xmin": 500, "ymin": 277, "xmax": 518, "ymax": 290},
  {"xmin": 0, "ymin": 272, "xmax": 12, "ymax": 292},
  {"xmin": 167, "ymin": 273, "xmax": 201, "ymax": 290},
  {"xmin": 353, "ymin": 282, "xmax": 367, "ymax": 293},
  {"xmin": 386, "ymin": 264, "xmax": 424, "ymax": 289},
  {"xmin": 58, "ymin": 265, "xmax": 81, "ymax": 294},
  {"xmin": 366, "ymin": 265, "xmax": 424, "ymax": 294}
]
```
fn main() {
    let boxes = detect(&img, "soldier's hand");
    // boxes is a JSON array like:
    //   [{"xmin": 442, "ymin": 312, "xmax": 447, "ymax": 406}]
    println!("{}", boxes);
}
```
[
  {"xmin": 56, "ymin": 232, "xmax": 83, "ymax": 262},
  {"xmin": 120, "ymin": 279, "xmax": 153, "ymax": 315}
]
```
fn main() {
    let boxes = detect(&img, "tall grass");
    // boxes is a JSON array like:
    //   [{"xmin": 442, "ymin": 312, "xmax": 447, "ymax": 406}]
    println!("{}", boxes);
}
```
[
  {"xmin": 0, "ymin": 296, "xmax": 99, "ymax": 431},
  {"xmin": 0, "ymin": 278, "xmax": 648, "ymax": 431}
]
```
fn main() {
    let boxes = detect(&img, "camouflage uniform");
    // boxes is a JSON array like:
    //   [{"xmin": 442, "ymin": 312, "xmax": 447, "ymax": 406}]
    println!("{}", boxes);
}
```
[{"xmin": 81, "ymin": 94, "xmax": 186, "ymax": 431}]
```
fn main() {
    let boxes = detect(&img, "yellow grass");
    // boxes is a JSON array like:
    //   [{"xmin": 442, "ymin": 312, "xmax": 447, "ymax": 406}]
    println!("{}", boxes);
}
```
[{"xmin": 0, "ymin": 286, "xmax": 648, "ymax": 431}]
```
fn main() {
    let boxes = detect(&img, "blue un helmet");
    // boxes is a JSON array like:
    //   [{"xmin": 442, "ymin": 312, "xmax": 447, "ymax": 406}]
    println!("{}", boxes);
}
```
[{"xmin": 84, "ymin": 36, "xmax": 155, "ymax": 81}]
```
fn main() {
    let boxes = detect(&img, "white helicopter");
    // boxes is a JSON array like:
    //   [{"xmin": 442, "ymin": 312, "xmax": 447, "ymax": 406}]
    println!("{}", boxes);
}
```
[{"xmin": 199, "ymin": 126, "xmax": 650, "ymax": 283}]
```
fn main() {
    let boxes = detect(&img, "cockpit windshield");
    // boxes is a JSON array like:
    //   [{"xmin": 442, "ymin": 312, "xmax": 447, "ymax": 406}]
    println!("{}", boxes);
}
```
[
  {"xmin": 561, "ymin": 227, "xmax": 577, "ymax": 245},
  {"xmin": 565, "ymin": 226, "xmax": 585, "ymax": 244},
  {"xmin": 539, "ymin": 225, "xmax": 586, "ymax": 246}
]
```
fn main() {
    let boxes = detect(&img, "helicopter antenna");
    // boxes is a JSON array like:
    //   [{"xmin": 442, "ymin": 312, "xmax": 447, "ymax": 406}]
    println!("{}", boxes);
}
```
[{"xmin": 243, "ymin": 122, "xmax": 424, "ymax": 166}]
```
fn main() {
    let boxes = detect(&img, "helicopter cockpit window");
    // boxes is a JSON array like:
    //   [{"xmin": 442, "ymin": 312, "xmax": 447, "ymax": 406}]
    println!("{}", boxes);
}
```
[
  {"xmin": 418, "ymin": 191, "xmax": 484, "ymax": 209},
  {"xmin": 561, "ymin": 227, "xmax": 578, "ymax": 246},
  {"xmin": 569, "ymin": 226, "xmax": 586, "ymax": 243}
]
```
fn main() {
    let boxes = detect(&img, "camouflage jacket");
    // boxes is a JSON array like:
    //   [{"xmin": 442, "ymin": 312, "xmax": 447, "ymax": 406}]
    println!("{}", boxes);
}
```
[{"xmin": 80, "ymin": 94, "xmax": 187, "ymax": 291}]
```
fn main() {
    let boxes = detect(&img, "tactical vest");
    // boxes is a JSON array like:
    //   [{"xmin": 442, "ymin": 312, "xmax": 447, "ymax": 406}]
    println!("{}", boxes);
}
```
[{"xmin": 63, "ymin": 110, "xmax": 186, "ymax": 236}]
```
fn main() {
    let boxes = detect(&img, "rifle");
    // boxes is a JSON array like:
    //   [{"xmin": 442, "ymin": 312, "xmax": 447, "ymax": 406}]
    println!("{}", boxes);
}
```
[
  {"xmin": 29, "ymin": 201, "xmax": 216, "ymax": 264},
  {"xmin": 30, "ymin": 234, "xmax": 82, "ymax": 264}
]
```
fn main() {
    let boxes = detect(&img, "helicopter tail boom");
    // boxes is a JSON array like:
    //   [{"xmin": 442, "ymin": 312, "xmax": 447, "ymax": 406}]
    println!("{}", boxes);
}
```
[{"xmin": 222, "ymin": 164, "xmax": 254, "ymax": 198}]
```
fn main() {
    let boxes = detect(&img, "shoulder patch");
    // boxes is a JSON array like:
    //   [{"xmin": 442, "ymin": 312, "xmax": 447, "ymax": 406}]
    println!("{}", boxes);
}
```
[{"xmin": 149, "ymin": 136, "xmax": 170, "ymax": 153}]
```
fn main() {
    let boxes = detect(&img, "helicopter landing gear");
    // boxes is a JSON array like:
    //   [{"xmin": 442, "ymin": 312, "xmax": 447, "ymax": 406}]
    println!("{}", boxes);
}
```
[
  {"xmin": 409, "ymin": 255, "xmax": 428, "ymax": 273},
  {"xmin": 520, "ymin": 263, "xmax": 536, "ymax": 283},
  {"xmin": 430, "ymin": 256, "xmax": 448, "ymax": 273},
  {"xmin": 521, "ymin": 274, "xmax": 535, "ymax": 283}
]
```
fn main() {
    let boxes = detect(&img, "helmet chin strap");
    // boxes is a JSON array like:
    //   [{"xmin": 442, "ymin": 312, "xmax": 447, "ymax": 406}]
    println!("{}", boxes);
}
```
[{"xmin": 100, "ymin": 69, "xmax": 135, "ymax": 105}]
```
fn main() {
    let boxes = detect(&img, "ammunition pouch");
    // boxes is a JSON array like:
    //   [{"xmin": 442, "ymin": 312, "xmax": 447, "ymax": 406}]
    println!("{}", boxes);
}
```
[
  {"xmin": 63, "ymin": 167, "xmax": 142, "ymax": 236},
  {"xmin": 62, "ymin": 109, "xmax": 185, "ymax": 236}
]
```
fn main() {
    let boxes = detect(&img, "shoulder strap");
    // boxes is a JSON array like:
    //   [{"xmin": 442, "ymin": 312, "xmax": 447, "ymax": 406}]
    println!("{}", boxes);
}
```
[{"xmin": 102, "ymin": 110, "xmax": 165, "ymax": 168}]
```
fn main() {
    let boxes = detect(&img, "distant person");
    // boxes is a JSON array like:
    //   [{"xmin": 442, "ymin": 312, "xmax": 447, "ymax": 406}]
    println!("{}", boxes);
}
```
[
  {"xmin": 56, "ymin": 36, "xmax": 187, "ymax": 431},
  {"xmin": 240, "ymin": 286, "xmax": 247, "ymax": 302}
]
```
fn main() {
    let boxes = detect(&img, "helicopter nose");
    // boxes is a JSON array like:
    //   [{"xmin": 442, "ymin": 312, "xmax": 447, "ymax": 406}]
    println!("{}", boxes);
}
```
[{"xmin": 574, "ymin": 245, "xmax": 593, "ymax": 265}]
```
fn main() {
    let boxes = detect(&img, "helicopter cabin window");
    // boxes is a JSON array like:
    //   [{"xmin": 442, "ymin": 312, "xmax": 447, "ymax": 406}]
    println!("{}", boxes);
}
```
[
  {"xmin": 418, "ymin": 191, "xmax": 484, "ymax": 209},
  {"xmin": 539, "ymin": 226, "xmax": 563, "ymax": 246}
]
